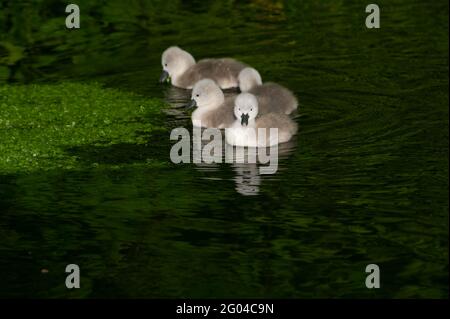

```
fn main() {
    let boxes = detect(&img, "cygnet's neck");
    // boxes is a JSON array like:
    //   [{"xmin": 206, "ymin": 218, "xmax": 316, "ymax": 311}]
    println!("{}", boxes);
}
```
[
  {"xmin": 172, "ymin": 57, "xmax": 196, "ymax": 85},
  {"xmin": 192, "ymin": 95, "xmax": 225, "ymax": 125}
]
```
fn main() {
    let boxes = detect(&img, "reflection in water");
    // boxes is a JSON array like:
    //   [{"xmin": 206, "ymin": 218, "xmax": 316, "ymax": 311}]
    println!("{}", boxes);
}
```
[
  {"xmin": 233, "ymin": 163, "xmax": 261, "ymax": 196},
  {"xmin": 1, "ymin": 0, "xmax": 447, "ymax": 299},
  {"xmin": 190, "ymin": 127, "xmax": 298, "ymax": 195},
  {"xmin": 162, "ymin": 86, "xmax": 191, "ymax": 119},
  {"xmin": 230, "ymin": 137, "xmax": 298, "ymax": 195}
]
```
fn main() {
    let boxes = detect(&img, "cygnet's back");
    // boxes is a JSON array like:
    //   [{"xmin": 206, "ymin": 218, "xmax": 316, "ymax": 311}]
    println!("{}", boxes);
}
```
[
  {"xmin": 256, "ymin": 112, "xmax": 298, "ymax": 144},
  {"xmin": 250, "ymin": 83, "xmax": 298, "ymax": 115},
  {"xmin": 179, "ymin": 58, "xmax": 247, "ymax": 90},
  {"xmin": 239, "ymin": 67, "xmax": 298, "ymax": 115}
]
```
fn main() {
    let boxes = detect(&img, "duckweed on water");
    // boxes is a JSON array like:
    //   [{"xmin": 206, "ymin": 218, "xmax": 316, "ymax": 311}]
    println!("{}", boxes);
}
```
[{"xmin": 0, "ymin": 82, "xmax": 167, "ymax": 174}]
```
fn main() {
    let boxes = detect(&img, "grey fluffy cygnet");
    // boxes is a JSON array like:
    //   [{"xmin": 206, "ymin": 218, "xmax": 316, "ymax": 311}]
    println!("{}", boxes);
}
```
[
  {"xmin": 188, "ymin": 79, "xmax": 236, "ymax": 129},
  {"xmin": 238, "ymin": 67, "xmax": 298, "ymax": 115},
  {"xmin": 226, "ymin": 93, "xmax": 298, "ymax": 147},
  {"xmin": 160, "ymin": 46, "xmax": 247, "ymax": 89}
]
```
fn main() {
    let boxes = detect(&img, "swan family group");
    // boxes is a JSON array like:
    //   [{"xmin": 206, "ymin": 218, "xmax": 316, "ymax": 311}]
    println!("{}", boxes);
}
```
[{"xmin": 160, "ymin": 46, "xmax": 298, "ymax": 147}]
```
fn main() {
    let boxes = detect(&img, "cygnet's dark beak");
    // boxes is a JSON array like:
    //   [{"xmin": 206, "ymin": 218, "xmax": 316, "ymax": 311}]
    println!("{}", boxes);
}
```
[
  {"xmin": 159, "ymin": 70, "xmax": 169, "ymax": 83},
  {"xmin": 241, "ymin": 113, "xmax": 249, "ymax": 126},
  {"xmin": 185, "ymin": 99, "xmax": 197, "ymax": 108}
]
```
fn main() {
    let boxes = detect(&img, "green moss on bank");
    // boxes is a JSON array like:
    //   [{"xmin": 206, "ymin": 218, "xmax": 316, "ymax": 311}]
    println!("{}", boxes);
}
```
[{"xmin": 0, "ymin": 82, "xmax": 166, "ymax": 174}]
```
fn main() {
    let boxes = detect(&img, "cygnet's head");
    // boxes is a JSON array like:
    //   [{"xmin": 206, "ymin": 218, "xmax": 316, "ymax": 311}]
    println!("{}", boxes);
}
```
[
  {"xmin": 238, "ymin": 67, "xmax": 263, "ymax": 92},
  {"xmin": 234, "ymin": 93, "xmax": 259, "ymax": 126},
  {"xmin": 186, "ymin": 79, "xmax": 225, "ymax": 109},
  {"xmin": 160, "ymin": 46, "xmax": 196, "ymax": 84}
]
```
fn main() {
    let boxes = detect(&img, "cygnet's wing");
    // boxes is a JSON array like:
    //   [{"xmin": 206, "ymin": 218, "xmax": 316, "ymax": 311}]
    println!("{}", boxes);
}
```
[
  {"xmin": 256, "ymin": 113, "xmax": 298, "ymax": 144},
  {"xmin": 207, "ymin": 95, "xmax": 237, "ymax": 128},
  {"xmin": 250, "ymin": 83, "xmax": 298, "ymax": 115}
]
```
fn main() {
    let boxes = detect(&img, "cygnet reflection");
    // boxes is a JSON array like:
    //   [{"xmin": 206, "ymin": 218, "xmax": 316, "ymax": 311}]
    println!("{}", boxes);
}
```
[
  {"xmin": 188, "ymin": 127, "xmax": 298, "ymax": 195},
  {"xmin": 232, "ymin": 163, "xmax": 261, "ymax": 196},
  {"xmin": 192, "ymin": 127, "xmax": 222, "ymax": 172}
]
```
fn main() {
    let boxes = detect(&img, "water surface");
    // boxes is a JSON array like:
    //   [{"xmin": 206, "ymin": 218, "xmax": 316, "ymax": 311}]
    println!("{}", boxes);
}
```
[{"xmin": 0, "ymin": 0, "xmax": 448, "ymax": 298}]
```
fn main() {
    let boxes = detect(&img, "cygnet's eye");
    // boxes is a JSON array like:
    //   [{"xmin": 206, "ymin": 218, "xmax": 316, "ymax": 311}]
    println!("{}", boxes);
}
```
[
  {"xmin": 165, "ymin": 63, "xmax": 168, "ymax": 67},
  {"xmin": 196, "ymin": 94, "xmax": 200, "ymax": 97},
  {"xmin": 250, "ymin": 108, "xmax": 253, "ymax": 111}
]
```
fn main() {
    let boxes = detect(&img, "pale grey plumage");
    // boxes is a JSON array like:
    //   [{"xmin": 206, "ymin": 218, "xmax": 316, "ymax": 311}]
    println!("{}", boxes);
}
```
[
  {"xmin": 191, "ymin": 79, "xmax": 237, "ymax": 128},
  {"xmin": 249, "ymin": 83, "xmax": 298, "ymax": 115},
  {"xmin": 197, "ymin": 96, "xmax": 236, "ymax": 128},
  {"xmin": 226, "ymin": 93, "xmax": 298, "ymax": 147},
  {"xmin": 161, "ymin": 47, "xmax": 247, "ymax": 89},
  {"xmin": 256, "ymin": 112, "xmax": 298, "ymax": 143},
  {"xmin": 178, "ymin": 58, "xmax": 247, "ymax": 90},
  {"xmin": 238, "ymin": 67, "xmax": 298, "ymax": 115}
]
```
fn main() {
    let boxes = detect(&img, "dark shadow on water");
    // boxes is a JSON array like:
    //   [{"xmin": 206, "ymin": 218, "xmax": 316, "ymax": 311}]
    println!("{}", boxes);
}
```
[{"xmin": 65, "ymin": 130, "xmax": 170, "ymax": 165}]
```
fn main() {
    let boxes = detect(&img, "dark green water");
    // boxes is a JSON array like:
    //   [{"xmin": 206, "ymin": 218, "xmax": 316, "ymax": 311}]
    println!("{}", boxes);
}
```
[{"xmin": 0, "ymin": 0, "xmax": 448, "ymax": 298}]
